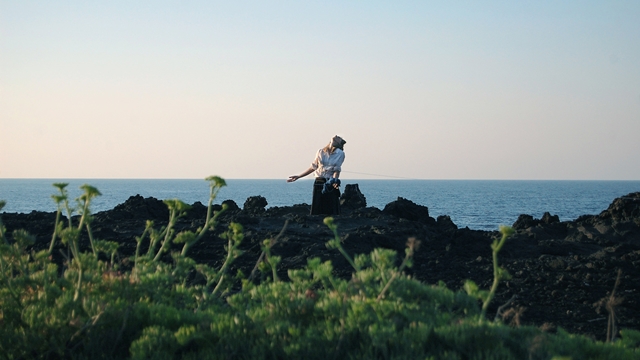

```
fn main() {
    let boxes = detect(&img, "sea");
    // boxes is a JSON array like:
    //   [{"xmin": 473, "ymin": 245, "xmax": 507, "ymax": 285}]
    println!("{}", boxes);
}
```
[{"xmin": 1, "ymin": 179, "xmax": 639, "ymax": 231}]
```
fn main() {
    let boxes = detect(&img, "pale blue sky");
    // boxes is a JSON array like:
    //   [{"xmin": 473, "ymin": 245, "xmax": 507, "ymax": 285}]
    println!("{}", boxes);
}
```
[{"xmin": 1, "ymin": 1, "xmax": 639, "ymax": 179}]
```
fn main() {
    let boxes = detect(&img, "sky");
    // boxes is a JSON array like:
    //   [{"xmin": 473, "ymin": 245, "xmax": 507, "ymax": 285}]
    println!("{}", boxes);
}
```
[{"xmin": 1, "ymin": 1, "xmax": 639, "ymax": 180}]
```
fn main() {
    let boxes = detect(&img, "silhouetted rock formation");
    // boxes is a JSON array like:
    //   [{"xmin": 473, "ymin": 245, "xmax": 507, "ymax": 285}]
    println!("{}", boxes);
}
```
[
  {"xmin": 339, "ymin": 184, "xmax": 367, "ymax": 211},
  {"xmin": 382, "ymin": 197, "xmax": 436, "ymax": 225},
  {"xmin": 243, "ymin": 196, "xmax": 268, "ymax": 214}
]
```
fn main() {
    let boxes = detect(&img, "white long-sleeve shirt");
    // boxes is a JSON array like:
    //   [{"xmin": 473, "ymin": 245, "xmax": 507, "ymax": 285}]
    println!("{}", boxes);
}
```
[{"xmin": 311, "ymin": 148, "xmax": 345, "ymax": 179}]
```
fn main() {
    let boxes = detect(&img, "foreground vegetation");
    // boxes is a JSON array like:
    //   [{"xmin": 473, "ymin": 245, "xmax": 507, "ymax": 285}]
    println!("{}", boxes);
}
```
[{"xmin": 1, "ymin": 177, "xmax": 639, "ymax": 359}]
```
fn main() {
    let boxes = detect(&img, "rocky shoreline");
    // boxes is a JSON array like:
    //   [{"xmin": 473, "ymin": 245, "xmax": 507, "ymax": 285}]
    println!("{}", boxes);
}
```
[{"xmin": 3, "ymin": 184, "xmax": 639, "ymax": 341}]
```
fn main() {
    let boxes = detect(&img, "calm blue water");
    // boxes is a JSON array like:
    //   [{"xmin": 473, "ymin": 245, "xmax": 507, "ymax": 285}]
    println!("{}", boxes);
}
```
[{"xmin": 1, "ymin": 179, "xmax": 639, "ymax": 231}]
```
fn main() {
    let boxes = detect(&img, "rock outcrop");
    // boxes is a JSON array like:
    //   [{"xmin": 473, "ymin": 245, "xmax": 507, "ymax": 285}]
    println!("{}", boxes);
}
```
[{"xmin": 339, "ymin": 184, "xmax": 367, "ymax": 211}]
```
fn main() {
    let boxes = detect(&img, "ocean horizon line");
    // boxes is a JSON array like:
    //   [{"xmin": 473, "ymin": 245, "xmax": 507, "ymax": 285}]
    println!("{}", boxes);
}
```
[{"xmin": 2, "ymin": 178, "xmax": 639, "ymax": 182}]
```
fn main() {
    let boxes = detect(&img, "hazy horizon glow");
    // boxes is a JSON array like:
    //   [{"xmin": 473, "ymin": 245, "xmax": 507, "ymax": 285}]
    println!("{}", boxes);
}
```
[{"xmin": 2, "ymin": 1, "xmax": 639, "ymax": 180}]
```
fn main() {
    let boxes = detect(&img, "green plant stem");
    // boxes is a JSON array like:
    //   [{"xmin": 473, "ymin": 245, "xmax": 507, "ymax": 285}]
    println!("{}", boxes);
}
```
[
  {"xmin": 64, "ymin": 199, "xmax": 73, "ymax": 228},
  {"xmin": 182, "ymin": 176, "xmax": 228, "ymax": 257},
  {"xmin": 377, "ymin": 246, "xmax": 415, "ymax": 301},
  {"xmin": 182, "ymin": 204, "xmax": 227, "ymax": 257},
  {"xmin": 606, "ymin": 269, "xmax": 622, "ymax": 342},
  {"xmin": 481, "ymin": 251, "xmax": 501, "ymax": 316},
  {"xmin": 480, "ymin": 226, "xmax": 513, "ymax": 319},
  {"xmin": 324, "ymin": 218, "xmax": 359, "ymax": 272},
  {"xmin": 204, "ymin": 185, "xmax": 216, "ymax": 231},
  {"xmin": 267, "ymin": 247, "xmax": 279, "ymax": 282},
  {"xmin": 73, "ymin": 260, "xmax": 83, "ymax": 302},
  {"xmin": 86, "ymin": 223, "xmax": 97, "ymax": 256},
  {"xmin": 134, "ymin": 225, "xmax": 151, "ymax": 270},
  {"xmin": 336, "ymin": 245, "xmax": 358, "ymax": 272},
  {"xmin": 210, "ymin": 224, "xmax": 243, "ymax": 296},
  {"xmin": 211, "ymin": 236, "xmax": 235, "ymax": 297},
  {"xmin": 73, "ymin": 232, "xmax": 81, "ymax": 259},
  {"xmin": 48, "ymin": 209, "xmax": 62, "ymax": 254},
  {"xmin": 146, "ymin": 229, "xmax": 163, "ymax": 257},
  {"xmin": 153, "ymin": 210, "xmax": 178, "ymax": 262},
  {"xmin": 77, "ymin": 201, "xmax": 89, "ymax": 231}
]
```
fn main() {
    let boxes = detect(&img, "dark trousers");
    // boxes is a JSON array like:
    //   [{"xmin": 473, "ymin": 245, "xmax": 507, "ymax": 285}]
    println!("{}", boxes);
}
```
[{"xmin": 310, "ymin": 177, "xmax": 341, "ymax": 215}]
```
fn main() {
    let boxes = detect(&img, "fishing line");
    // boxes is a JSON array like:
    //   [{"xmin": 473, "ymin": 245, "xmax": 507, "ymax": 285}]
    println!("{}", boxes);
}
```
[{"xmin": 340, "ymin": 170, "xmax": 418, "ymax": 180}]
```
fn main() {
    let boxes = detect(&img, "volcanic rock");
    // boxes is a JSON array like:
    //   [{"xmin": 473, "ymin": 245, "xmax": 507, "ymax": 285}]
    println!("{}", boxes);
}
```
[
  {"xmin": 382, "ymin": 197, "xmax": 436, "ymax": 225},
  {"xmin": 339, "ymin": 184, "xmax": 367, "ymax": 211},
  {"xmin": 243, "ymin": 196, "xmax": 268, "ymax": 214}
]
